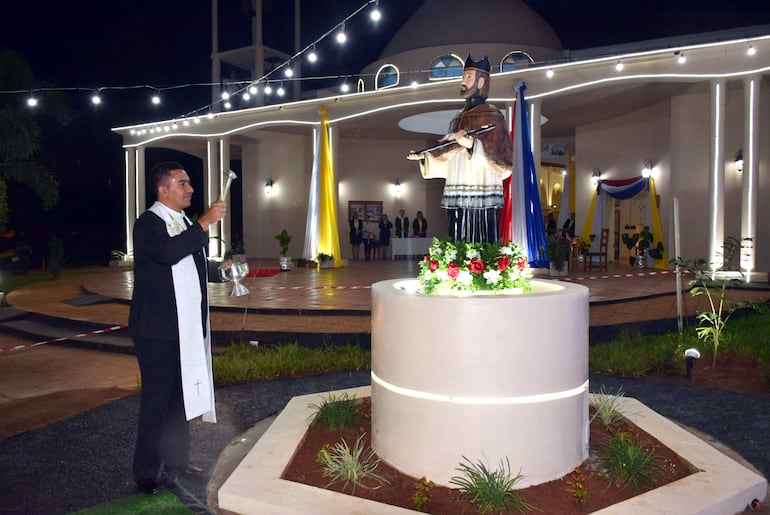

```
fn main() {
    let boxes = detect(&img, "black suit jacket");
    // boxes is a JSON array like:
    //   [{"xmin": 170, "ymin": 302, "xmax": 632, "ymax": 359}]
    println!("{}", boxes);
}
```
[{"xmin": 129, "ymin": 210, "xmax": 209, "ymax": 341}]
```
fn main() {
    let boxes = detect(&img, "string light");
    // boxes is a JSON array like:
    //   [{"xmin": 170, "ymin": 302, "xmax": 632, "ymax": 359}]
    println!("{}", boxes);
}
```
[
  {"xmin": 91, "ymin": 92, "xmax": 102, "ymax": 105},
  {"xmin": 340, "ymin": 82, "xmax": 350, "ymax": 93},
  {"xmin": 307, "ymin": 46, "xmax": 318, "ymax": 63},
  {"xmin": 27, "ymin": 96, "xmax": 38, "ymax": 107},
  {"xmin": 264, "ymin": 83, "xmax": 273, "ymax": 95},
  {"xmin": 284, "ymin": 66, "xmax": 294, "ymax": 77},
  {"xmin": 151, "ymin": 94, "xmax": 161, "ymax": 105},
  {"xmin": 546, "ymin": 68, "xmax": 554, "ymax": 78},
  {"xmin": 336, "ymin": 22, "xmax": 347, "ymax": 44},
  {"xmin": 277, "ymin": 83, "xmax": 285, "ymax": 96},
  {"xmin": 370, "ymin": 0, "xmax": 381, "ymax": 21},
  {"xmin": 615, "ymin": 61, "xmax": 624, "ymax": 71},
  {"xmin": 747, "ymin": 45, "xmax": 756, "ymax": 56}
]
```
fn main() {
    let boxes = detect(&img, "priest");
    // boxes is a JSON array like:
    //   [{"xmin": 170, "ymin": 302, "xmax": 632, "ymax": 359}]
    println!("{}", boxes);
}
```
[{"xmin": 129, "ymin": 161, "xmax": 226, "ymax": 495}]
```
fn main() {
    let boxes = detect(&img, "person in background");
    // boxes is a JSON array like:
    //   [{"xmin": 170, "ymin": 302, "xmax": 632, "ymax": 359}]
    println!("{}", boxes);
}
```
[
  {"xmin": 562, "ymin": 213, "xmax": 576, "ymax": 238},
  {"xmin": 546, "ymin": 212, "xmax": 557, "ymax": 236},
  {"xmin": 362, "ymin": 218, "xmax": 378, "ymax": 260},
  {"xmin": 129, "ymin": 162, "xmax": 226, "ymax": 495},
  {"xmin": 349, "ymin": 213, "xmax": 363, "ymax": 260},
  {"xmin": 379, "ymin": 214, "xmax": 393, "ymax": 259},
  {"xmin": 394, "ymin": 209, "xmax": 409, "ymax": 238},
  {"xmin": 413, "ymin": 210, "xmax": 428, "ymax": 237}
]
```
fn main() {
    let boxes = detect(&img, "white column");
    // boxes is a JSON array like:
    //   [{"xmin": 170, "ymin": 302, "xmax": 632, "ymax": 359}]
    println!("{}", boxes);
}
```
[
  {"xmin": 136, "ymin": 147, "xmax": 146, "ymax": 214},
  {"xmin": 124, "ymin": 149, "xmax": 136, "ymax": 257},
  {"xmin": 707, "ymin": 80, "xmax": 726, "ymax": 271},
  {"xmin": 218, "ymin": 136, "xmax": 231, "ymax": 258},
  {"xmin": 740, "ymin": 76, "xmax": 760, "ymax": 273},
  {"xmin": 206, "ymin": 138, "xmax": 221, "ymax": 257}
]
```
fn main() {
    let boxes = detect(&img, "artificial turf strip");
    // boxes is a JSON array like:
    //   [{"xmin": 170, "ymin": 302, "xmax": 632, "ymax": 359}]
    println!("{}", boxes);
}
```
[{"xmin": 69, "ymin": 489, "xmax": 192, "ymax": 514}]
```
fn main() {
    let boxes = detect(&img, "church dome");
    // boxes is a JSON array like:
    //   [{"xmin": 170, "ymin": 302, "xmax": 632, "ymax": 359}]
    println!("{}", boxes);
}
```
[{"xmin": 380, "ymin": 0, "xmax": 562, "ymax": 59}]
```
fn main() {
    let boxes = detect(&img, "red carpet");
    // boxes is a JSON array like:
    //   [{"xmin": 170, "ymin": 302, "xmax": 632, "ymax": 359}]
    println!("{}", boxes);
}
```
[{"xmin": 247, "ymin": 268, "xmax": 280, "ymax": 277}]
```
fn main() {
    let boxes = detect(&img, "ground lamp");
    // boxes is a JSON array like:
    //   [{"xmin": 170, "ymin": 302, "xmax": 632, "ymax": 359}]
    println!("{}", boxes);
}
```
[{"xmin": 685, "ymin": 348, "xmax": 701, "ymax": 379}]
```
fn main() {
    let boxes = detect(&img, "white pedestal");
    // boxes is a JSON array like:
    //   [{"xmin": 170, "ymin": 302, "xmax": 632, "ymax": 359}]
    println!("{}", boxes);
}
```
[{"xmin": 370, "ymin": 278, "xmax": 590, "ymax": 488}]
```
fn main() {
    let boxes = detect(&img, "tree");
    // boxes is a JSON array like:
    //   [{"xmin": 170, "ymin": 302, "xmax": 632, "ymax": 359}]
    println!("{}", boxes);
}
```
[{"xmin": 0, "ymin": 48, "xmax": 64, "ymax": 230}]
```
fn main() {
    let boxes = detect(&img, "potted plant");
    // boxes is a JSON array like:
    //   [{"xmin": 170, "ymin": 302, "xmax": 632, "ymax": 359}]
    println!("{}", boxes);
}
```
[
  {"xmin": 622, "ymin": 225, "xmax": 664, "ymax": 268},
  {"xmin": 275, "ymin": 229, "xmax": 292, "ymax": 271},
  {"xmin": 545, "ymin": 234, "xmax": 571, "ymax": 276},
  {"xmin": 316, "ymin": 253, "xmax": 334, "ymax": 269}
]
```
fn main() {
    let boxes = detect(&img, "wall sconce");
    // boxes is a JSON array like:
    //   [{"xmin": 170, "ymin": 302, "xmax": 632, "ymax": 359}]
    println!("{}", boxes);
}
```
[
  {"xmin": 591, "ymin": 167, "xmax": 601, "ymax": 186},
  {"xmin": 642, "ymin": 159, "xmax": 653, "ymax": 178},
  {"xmin": 394, "ymin": 178, "xmax": 401, "ymax": 195},
  {"xmin": 735, "ymin": 149, "xmax": 744, "ymax": 173},
  {"xmin": 265, "ymin": 178, "xmax": 274, "ymax": 195}
]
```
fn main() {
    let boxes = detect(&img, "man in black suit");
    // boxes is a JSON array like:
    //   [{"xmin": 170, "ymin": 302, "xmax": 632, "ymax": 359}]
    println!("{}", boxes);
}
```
[
  {"xmin": 412, "ymin": 210, "xmax": 428, "ymax": 237},
  {"xmin": 129, "ymin": 162, "xmax": 226, "ymax": 495}
]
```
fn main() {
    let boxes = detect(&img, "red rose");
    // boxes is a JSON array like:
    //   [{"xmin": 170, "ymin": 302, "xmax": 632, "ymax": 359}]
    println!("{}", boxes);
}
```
[
  {"xmin": 517, "ymin": 258, "xmax": 528, "ymax": 272},
  {"xmin": 497, "ymin": 256, "xmax": 510, "ymax": 271},
  {"xmin": 447, "ymin": 262, "xmax": 460, "ymax": 278},
  {"xmin": 468, "ymin": 258, "xmax": 485, "ymax": 274},
  {"xmin": 429, "ymin": 259, "xmax": 439, "ymax": 271}
]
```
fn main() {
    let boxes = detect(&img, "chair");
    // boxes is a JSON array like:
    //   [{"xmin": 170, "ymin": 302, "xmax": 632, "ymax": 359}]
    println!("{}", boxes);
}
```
[{"xmin": 584, "ymin": 228, "xmax": 609, "ymax": 272}]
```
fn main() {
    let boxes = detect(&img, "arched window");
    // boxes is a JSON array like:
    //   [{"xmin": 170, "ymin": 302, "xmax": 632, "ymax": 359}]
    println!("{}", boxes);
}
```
[
  {"xmin": 357, "ymin": 78, "xmax": 365, "ymax": 93},
  {"xmin": 376, "ymin": 64, "xmax": 399, "ymax": 90},
  {"xmin": 429, "ymin": 54, "xmax": 464, "ymax": 80},
  {"xmin": 501, "ymin": 51, "xmax": 535, "ymax": 72}
]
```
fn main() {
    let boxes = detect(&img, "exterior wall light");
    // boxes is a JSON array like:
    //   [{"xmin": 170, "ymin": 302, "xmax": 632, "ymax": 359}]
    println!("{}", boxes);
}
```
[
  {"xmin": 642, "ymin": 159, "xmax": 653, "ymax": 178},
  {"xmin": 265, "ymin": 178, "xmax": 274, "ymax": 195},
  {"xmin": 735, "ymin": 149, "xmax": 744, "ymax": 173}
]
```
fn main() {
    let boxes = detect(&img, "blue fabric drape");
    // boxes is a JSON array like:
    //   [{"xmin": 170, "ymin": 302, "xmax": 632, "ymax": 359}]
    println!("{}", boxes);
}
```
[{"xmin": 518, "ymin": 83, "xmax": 548, "ymax": 267}]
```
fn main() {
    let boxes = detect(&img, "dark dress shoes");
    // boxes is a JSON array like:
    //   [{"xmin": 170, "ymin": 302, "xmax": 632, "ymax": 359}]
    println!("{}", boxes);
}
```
[{"xmin": 136, "ymin": 478, "xmax": 161, "ymax": 495}]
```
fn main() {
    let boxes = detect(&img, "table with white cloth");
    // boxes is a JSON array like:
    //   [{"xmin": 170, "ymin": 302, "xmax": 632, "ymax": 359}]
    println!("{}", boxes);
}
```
[{"xmin": 391, "ymin": 237, "xmax": 431, "ymax": 259}]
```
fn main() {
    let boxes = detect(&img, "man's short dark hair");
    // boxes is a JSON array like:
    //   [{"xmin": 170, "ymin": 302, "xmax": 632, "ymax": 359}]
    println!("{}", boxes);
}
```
[{"xmin": 148, "ymin": 162, "xmax": 185, "ymax": 199}]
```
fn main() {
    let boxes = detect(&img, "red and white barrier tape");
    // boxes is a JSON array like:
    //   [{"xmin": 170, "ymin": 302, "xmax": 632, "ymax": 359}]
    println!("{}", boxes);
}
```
[{"xmin": 0, "ymin": 324, "xmax": 128, "ymax": 354}]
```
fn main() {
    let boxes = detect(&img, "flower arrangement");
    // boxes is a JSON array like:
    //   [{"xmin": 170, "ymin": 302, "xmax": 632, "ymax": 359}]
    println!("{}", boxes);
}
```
[{"xmin": 418, "ymin": 238, "xmax": 532, "ymax": 295}]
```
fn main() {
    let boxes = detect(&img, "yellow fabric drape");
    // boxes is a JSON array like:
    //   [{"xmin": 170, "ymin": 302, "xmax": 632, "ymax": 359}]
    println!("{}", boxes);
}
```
[
  {"xmin": 317, "ymin": 108, "xmax": 343, "ymax": 267},
  {"xmin": 566, "ymin": 146, "xmax": 575, "ymax": 215},
  {"xmin": 648, "ymin": 177, "xmax": 668, "ymax": 270},
  {"xmin": 581, "ymin": 187, "xmax": 598, "ymax": 245}
]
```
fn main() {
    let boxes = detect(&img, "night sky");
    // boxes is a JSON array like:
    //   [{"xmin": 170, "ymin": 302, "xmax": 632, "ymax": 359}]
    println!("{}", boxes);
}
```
[{"xmin": 1, "ymin": 0, "xmax": 769, "ymax": 264}]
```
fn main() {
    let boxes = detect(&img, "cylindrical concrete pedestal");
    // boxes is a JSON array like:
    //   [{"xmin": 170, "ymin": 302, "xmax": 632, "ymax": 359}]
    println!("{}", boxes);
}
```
[{"xmin": 371, "ymin": 279, "xmax": 589, "ymax": 488}]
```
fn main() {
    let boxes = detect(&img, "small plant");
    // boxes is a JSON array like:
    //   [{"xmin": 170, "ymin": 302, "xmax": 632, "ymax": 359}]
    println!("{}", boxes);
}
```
[
  {"xmin": 317, "ymin": 252, "xmax": 333, "ymax": 263},
  {"xmin": 275, "ymin": 229, "xmax": 291, "ymax": 256},
  {"xmin": 411, "ymin": 476, "xmax": 435, "ymax": 512},
  {"xmin": 590, "ymin": 386, "xmax": 628, "ymax": 429},
  {"xmin": 315, "ymin": 443, "xmax": 332, "ymax": 464},
  {"xmin": 671, "ymin": 236, "xmax": 769, "ymax": 367},
  {"xmin": 308, "ymin": 392, "xmax": 357, "ymax": 429},
  {"xmin": 316, "ymin": 433, "xmax": 390, "ymax": 492},
  {"xmin": 449, "ymin": 456, "xmax": 536, "ymax": 513},
  {"xmin": 600, "ymin": 433, "xmax": 662, "ymax": 491},
  {"xmin": 544, "ymin": 234, "xmax": 571, "ymax": 271},
  {"xmin": 565, "ymin": 466, "xmax": 588, "ymax": 504},
  {"xmin": 623, "ymin": 225, "xmax": 664, "ymax": 266}
]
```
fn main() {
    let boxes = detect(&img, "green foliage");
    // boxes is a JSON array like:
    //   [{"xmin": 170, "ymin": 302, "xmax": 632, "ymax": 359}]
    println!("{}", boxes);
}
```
[
  {"xmin": 0, "ymin": 49, "xmax": 65, "ymax": 230},
  {"xmin": 308, "ymin": 392, "xmax": 358, "ymax": 429},
  {"xmin": 316, "ymin": 433, "xmax": 390, "ymax": 492},
  {"xmin": 599, "ymin": 434, "xmax": 662, "ymax": 491},
  {"xmin": 670, "ymin": 235, "xmax": 768, "ymax": 367},
  {"xmin": 211, "ymin": 342, "xmax": 370, "ymax": 384},
  {"xmin": 47, "ymin": 235, "xmax": 66, "ymax": 278},
  {"xmin": 275, "ymin": 229, "xmax": 291, "ymax": 255},
  {"xmin": 71, "ymin": 489, "xmax": 191, "ymax": 514},
  {"xmin": 449, "ymin": 456, "xmax": 536, "ymax": 513},
  {"xmin": 545, "ymin": 234, "xmax": 571, "ymax": 271},
  {"xmin": 412, "ymin": 476, "xmax": 436, "ymax": 512},
  {"xmin": 589, "ymin": 386, "xmax": 629, "ymax": 429},
  {"xmin": 589, "ymin": 329, "xmax": 683, "ymax": 377},
  {"xmin": 565, "ymin": 466, "xmax": 588, "ymax": 505}
]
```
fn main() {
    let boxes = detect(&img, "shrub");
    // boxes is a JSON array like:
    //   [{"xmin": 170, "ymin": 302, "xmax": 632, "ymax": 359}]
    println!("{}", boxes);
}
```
[{"xmin": 449, "ymin": 456, "xmax": 535, "ymax": 513}]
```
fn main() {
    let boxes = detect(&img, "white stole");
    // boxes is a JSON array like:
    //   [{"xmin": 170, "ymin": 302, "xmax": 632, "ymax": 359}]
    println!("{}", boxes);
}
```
[{"xmin": 148, "ymin": 202, "xmax": 216, "ymax": 423}]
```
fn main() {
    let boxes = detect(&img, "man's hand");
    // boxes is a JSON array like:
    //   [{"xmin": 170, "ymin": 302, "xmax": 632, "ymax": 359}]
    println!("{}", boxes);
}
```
[{"xmin": 198, "ymin": 200, "xmax": 227, "ymax": 229}]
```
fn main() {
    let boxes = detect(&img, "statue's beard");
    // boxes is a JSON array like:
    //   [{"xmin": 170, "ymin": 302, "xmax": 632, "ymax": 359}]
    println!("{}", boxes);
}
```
[{"xmin": 460, "ymin": 84, "xmax": 478, "ymax": 98}]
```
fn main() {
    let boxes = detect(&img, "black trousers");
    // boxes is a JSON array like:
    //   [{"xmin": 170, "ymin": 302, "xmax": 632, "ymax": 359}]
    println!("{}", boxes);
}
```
[{"xmin": 132, "ymin": 336, "xmax": 189, "ymax": 481}]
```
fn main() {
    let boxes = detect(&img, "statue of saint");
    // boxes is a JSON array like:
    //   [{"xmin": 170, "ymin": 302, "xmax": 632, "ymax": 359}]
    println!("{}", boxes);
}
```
[{"xmin": 408, "ymin": 55, "xmax": 512, "ymax": 243}]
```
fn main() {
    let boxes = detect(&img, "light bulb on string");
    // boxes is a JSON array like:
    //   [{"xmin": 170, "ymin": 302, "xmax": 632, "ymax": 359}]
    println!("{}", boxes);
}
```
[
  {"xmin": 242, "ymin": 91, "xmax": 251, "ymax": 101},
  {"xmin": 151, "ymin": 94, "xmax": 161, "ymax": 105},
  {"xmin": 340, "ymin": 82, "xmax": 350, "ymax": 93},
  {"xmin": 336, "ymin": 23, "xmax": 347, "ymax": 44},
  {"xmin": 224, "ymin": 101, "xmax": 232, "ymax": 109},
  {"xmin": 27, "ymin": 96, "xmax": 38, "ymax": 107},
  {"xmin": 264, "ymin": 83, "xmax": 273, "ymax": 95},
  {"xmin": 91, "ymin": 92, "xmax": 102, "ymax": 105},
  {"xmin": 370, "ymin": 0, "xmax": 381, "ymax": 21},
  {"xmin": 221, "ymin": 91, "xmax": 230, "ymax": 100},
  {"xmin": 308, "ymin": 45, "xmax": 318, "ymax": 63},
  {"xmin": 284, "ymin": 66, "xmax": 293, "ymax": 77},
  {"xmin": 249, "ymin": 84, "xmax": 258, "ymax": 95},
  {"xmin": 277, "ymin": 83, "xmax": 285, "ymax": 96}
]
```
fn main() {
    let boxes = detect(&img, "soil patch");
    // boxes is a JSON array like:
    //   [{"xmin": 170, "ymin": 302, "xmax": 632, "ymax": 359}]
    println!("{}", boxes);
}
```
[{"xmin": 282, "ymin": 402, "xmax": 694, "ymax": 513}]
